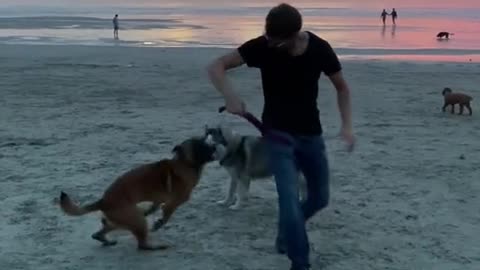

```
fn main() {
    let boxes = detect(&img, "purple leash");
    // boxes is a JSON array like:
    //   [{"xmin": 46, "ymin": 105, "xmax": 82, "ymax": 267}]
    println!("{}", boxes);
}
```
[{"xmin": 218, "ymin": 106, "xmax": 292, "ymax": 146}]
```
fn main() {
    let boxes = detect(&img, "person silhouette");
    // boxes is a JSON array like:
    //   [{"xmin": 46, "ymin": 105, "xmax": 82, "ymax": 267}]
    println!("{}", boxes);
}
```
[
  {"xmin": 391, "ymin": 8, "xmax": 398, "ymax": 25},
  {"xmin": 113, "ymin": 14, "xmax": 119, "ymax": 39},
  {"xmin": 381, "ymin": 9, "xmax": 388, "ymax": 25}
]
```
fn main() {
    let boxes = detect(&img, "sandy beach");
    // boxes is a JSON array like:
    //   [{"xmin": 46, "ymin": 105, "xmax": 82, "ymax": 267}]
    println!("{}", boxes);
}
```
[{"xmin": 0, "ymin": 44, "xmax": 479, "ymax": 270}]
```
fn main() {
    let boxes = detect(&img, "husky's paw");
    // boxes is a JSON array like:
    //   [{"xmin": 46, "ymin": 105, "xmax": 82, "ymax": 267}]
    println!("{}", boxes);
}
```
[
  {"xmin": 217, "ymin": 199, "xmax": 232, "ymax": 206},
  {"xmin": 228, "ymin": 203, "xmax": 242, "ymax": 210}
]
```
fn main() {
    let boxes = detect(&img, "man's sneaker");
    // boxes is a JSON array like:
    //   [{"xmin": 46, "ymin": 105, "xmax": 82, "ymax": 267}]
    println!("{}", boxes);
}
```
[
  {"xmin": 275, "ymin": 237, "xmax": 287, "ymax": 254},
  {"xmin": 290, "ymin": 263, "xmax": 311, "ymax": 270}
]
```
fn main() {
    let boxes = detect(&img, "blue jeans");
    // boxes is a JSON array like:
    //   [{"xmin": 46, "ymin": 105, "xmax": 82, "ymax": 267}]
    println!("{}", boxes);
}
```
[{"xmin": 265, "ymin": 130, "xmax": 330, "ymax": 270}]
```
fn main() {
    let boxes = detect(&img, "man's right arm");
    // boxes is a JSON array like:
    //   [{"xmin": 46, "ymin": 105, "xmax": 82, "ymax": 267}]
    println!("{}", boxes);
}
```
[
  {"xmin": 206, "ymin": 37, "xmax": 264, "ymax": 114},
  {"xmin": 206, "ymin": 49, "xmax": 245, "ymax": 97},
  {"xmin": 206, "ymin": 50, "xmax": 247, "ymax": 114}
]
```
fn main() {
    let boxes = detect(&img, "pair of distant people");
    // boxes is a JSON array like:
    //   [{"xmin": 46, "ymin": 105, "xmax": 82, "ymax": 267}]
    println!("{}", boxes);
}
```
[{"xmin": 381, "ymin": 8, "xmax": 398, "ymax": 25}]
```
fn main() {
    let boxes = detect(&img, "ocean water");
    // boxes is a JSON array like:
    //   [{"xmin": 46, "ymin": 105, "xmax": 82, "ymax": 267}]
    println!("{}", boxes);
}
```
[{"xmin": 0, "ymin": 5, "xmax": 479, "ymax": 61}]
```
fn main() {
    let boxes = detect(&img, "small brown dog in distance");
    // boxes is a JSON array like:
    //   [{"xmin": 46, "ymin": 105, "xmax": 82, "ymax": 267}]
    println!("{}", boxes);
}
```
[
  {"xmin": 442, "ymin": 87, "xmax": 473, "ymax": 115},
  {"xmin": 58, "ymin": 136, "xmax": 216, "ymax": 251}
]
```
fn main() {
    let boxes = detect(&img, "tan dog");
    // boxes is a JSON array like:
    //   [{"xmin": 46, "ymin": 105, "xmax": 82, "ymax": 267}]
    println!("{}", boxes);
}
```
[
  {"xmin": 442, "ymin": 87, "xmax": 473, "ymax": 115},
  {"xmin": 58, "ymin": 136, "xmax": 216, "ymax": 251}
]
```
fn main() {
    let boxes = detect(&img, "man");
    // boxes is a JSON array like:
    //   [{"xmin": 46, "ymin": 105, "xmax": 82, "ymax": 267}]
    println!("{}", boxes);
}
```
[
  {"xmin": 113, "ymin": 14, "xmax": 119, "ymax": 39},
  {"xmin": 207, "ymin": 3, "xmax": 355, "ymax": 270}
]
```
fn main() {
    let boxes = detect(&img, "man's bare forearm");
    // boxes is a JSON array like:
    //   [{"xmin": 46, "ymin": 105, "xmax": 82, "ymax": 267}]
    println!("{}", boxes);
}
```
[
  {"xmin": 336, "ymin": 85, "xmax": 353, "ymax": 130},
  {"xmin": 207, "ymin": 61, "xmax": 236, "ymax": 99}
]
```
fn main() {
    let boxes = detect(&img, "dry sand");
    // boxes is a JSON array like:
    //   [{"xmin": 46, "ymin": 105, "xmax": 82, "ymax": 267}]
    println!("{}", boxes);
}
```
[{"xmin": 0, "ymin": 44, "xmax": 479, "ymax": 270}]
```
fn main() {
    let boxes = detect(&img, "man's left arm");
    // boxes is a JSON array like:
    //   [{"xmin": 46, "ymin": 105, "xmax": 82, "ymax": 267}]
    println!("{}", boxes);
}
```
[
  {"xmin": 322, "ymin": 40, "xmax": 355, "ymax": 150},
  {"xmin": 329, "ymin": 71, "xmax": 355, "ymax": 151},
  {"xmin": 328, "ymin": 71, "xmax": 353, "ymax": 133}
]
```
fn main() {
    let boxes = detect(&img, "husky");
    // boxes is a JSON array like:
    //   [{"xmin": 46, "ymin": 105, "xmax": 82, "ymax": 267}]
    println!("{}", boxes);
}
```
[{"xmin": 204, "ymin": 125, "xmax": 307, "ymax": 210}]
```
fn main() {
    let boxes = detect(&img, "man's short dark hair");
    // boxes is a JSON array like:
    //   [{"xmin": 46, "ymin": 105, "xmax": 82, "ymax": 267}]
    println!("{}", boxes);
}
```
[{"xmin": 265, "ymin": 3, "xmax": 302, "ymax": 39}]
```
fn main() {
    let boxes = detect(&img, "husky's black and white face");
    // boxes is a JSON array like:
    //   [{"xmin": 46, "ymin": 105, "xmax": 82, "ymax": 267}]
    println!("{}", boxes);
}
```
[
  {"xmin": 203, "ymin": 125, "xmax": 228, "ymax": 146},
  {"xmin": 203, "ymin": 125, "xmax": 234, "ymax": 161}
]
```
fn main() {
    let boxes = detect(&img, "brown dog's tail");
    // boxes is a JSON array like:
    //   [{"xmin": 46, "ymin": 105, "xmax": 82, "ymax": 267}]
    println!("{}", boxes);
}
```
[{"xmin": 59, "ymin": 191, "xmax": 102, "ymax": 216}]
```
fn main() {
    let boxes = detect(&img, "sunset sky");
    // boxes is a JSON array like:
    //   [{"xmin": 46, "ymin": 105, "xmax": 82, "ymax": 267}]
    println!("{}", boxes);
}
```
[
  {"xmin": 0, "ymin": 0, "xmax": 478, "ymax": 52},
  {"xmin": 3, "ymin": 0, "xmax": 480, "ymax": 9}
]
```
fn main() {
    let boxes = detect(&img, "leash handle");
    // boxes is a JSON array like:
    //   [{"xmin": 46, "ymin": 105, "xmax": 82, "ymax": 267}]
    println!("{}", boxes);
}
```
[
  {"xmin": 218, "ymin": 106, "xmax": 264, "ymax": 132},
  {"xmin": 218, "ymin": 106, "xmax": 291, "ymax": 145}
]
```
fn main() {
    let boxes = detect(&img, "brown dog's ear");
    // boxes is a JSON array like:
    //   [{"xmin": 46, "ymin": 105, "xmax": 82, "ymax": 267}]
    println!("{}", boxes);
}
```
[
  {"xmin": 172, "ymin": 145, "xmax": 181, "ymax": 154},
  {"xmin": 172, "ymin": 144, "xmax": 187, "ymax": 160},
  {"xmin": 442, "ymin": 87, "xmax": 452, "ymax": 96}
]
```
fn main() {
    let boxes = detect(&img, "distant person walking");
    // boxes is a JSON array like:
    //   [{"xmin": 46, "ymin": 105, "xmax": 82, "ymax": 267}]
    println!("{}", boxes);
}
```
[
  {"xmin": 391, "ymin": 8, "xmax": 398, "ymax": 25},
  {"xmin": 113, "ymin": 14, "xmax": 119, "ymax": 39},
  {"xmin": 381, "ymin": 9, "xmax": 388, "ymax": 25}
]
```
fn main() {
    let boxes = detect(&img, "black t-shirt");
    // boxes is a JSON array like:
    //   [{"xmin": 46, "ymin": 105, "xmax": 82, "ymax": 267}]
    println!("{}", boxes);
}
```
[{"xmin": 237, "ymin": 31, "xmax": 342, "ymax": 135}]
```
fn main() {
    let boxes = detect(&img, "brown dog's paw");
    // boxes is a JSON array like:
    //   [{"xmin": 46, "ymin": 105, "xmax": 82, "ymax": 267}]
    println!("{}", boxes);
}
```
[
  {"xmin": 92, "ymin": 233, "xmax": 117, "ymax": 246},
  {"xmin": 138, "ymin": 243, "xmax": 170, "ymax": 251},
  {"xmin": 103, "ymin": 240, "xmax": 118, "ymax": 246}
]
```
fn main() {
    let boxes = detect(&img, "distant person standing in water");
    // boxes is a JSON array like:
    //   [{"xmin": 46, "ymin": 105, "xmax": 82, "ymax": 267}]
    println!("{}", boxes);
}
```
[
  {"xmin": 113, "ymin": 14, "xmax": 119, "ymax": 39},
  {"xmin": 381, "ymin": 9, "xmax": 388, "ymax": 25},
  {"xmin": 391, "ymin": 8, "xmax": 398, "ymax": 25}
]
